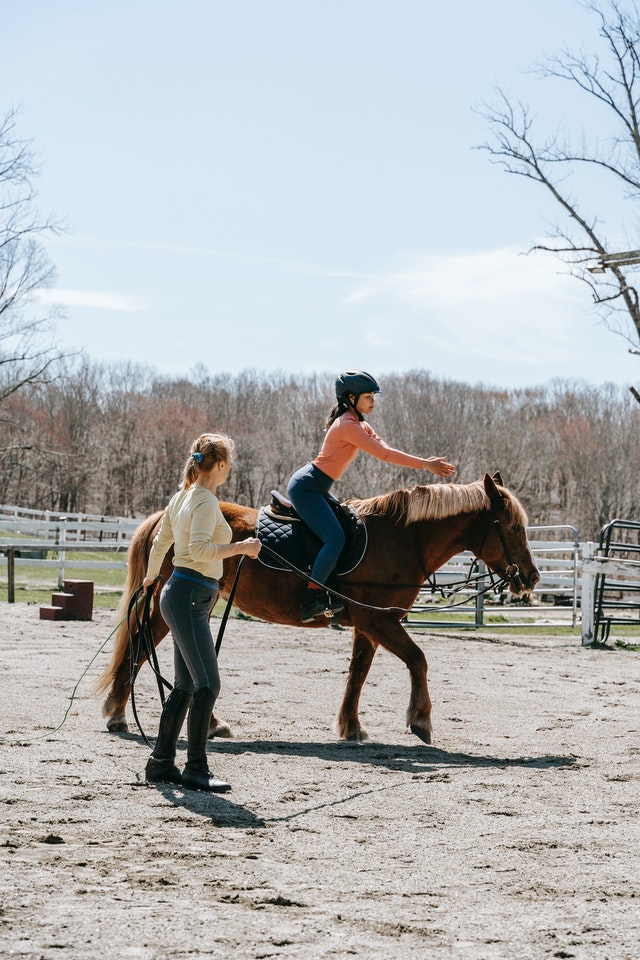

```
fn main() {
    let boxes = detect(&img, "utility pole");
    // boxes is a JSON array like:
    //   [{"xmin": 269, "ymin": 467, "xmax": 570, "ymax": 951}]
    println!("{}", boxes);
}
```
[{"xmin": 588, "ymin": 250, "xmax": 640, "ymax": 406}]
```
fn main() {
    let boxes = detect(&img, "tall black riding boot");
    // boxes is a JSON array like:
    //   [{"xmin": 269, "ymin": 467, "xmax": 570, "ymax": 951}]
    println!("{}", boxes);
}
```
[
  {"xmin": 145, "ymin": 687, "xmax": 193, "ymax": 784},
  {"xmin": 181, "ymin": 687, "xmax": 231, "ymax": 793}
]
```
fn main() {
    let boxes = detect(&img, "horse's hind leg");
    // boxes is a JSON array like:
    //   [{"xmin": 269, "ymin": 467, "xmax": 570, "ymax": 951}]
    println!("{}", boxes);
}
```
[
  {"xmin": 102, "ymin": 619, "xmax": 232, "ymax": 738},
  {"xmin": 208, "ymin": 714, "xmax": 232, "ymax": 738},
  {"xmin": 102, "ymin": 653, "xmax": 134, "ymax": 732},
  {"xmin": 102, "ymin": 607, "xmax": 170, "ymax": 733},
  {"xmin": 336, "ymin": 629, "xmax": 378, "ymax": 741}
]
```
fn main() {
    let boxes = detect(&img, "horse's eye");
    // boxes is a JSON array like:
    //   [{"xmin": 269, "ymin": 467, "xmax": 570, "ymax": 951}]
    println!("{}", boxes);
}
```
[{"xmin": 512, "ymin": 524, "xmax": 521, "ymax": 534}]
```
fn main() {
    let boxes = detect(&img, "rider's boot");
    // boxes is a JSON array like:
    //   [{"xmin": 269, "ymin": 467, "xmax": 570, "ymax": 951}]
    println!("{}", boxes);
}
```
[
  {"xmin": 145, "ymin": 687, "xmax": 193, "ymax": 784},
  {"xmin": 181, "ymin": 687, "xmax": 231, "ymax": 793}
]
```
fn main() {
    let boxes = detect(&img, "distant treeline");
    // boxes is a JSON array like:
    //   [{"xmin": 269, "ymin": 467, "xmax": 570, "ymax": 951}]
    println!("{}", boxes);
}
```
[{"xmin": 1, "ymin": 361, "xmax": 638, "ymax": 541}]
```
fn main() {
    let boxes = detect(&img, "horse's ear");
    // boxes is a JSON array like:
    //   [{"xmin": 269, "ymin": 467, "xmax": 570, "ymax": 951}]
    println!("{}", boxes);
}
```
[
  {"xmin": 492, "ymin": 470, "xmax": 504, "ymax": 487},
  {"xmin": 484, "ymin": 472, "xmax": 506, "ymax": 511}
]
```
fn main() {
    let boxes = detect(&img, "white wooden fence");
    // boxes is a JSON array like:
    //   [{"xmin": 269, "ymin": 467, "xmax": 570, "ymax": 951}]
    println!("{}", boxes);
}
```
[
  {"xmin": 0, "ymin": 503, "xmax": 139, "ymax": 542},
  {"xmin": 3, "ymin": 505, "xmax": 640, "ymax": 645},
  {"xmin": 0, "ymin": 504, "xmax": 139, "ymax": 599}
]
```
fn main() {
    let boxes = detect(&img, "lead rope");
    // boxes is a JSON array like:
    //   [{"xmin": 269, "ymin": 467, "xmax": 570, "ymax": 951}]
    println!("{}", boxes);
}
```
[
  {"xmin": 128, "ymin": 559, "xmax": 246, "ymax": 745},
  {"xmin": 128, "ymin": 580, "xmax": 171, "ymax": 748},
  {"xmin": 257, "ymin": 541, "xmax": 515, "ymax": 615},
  {"xmin": 215, "ymin": 554, "xmax": 245, "ymax": 654}
]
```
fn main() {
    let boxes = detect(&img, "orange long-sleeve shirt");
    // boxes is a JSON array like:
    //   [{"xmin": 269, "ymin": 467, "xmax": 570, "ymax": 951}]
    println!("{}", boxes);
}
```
[{"xmin": 312, "ymin": 411, "xmax": 426, "ymax": 481}]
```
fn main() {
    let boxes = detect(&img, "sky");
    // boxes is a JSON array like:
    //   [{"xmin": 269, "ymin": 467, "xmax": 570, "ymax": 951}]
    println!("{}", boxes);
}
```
[{"xmin": 3, "ymin": 0, "xmax": 640, "ymax": 391}]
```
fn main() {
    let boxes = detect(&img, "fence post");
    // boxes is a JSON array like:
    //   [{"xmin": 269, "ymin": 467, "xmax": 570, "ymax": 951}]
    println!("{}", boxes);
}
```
[
  {"xmin": 581, "ymin": 542, "xmax": 596, "ymax": 645},
  {"xmin": 475, "ymin": 560, "xmax": 485, "ymax": 627},
  {"xmin": 7, "ymin": 547, "xmax": 15, "ymax": 603},
  {"xmin": 57, "ymin": 518, "xmax": 67, "ymax": 589}
]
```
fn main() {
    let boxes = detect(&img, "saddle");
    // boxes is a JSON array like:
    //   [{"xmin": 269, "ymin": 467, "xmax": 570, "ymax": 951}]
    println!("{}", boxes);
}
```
[{"xmin": 256, "ymin": 490, "xmax": 368, "ymax": 576}]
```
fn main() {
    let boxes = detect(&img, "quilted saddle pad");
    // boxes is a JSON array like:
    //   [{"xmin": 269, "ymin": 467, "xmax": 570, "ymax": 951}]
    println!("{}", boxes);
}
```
[{"xmin": 256, "ymin": 504, "xmax": 367, "ymax": 576}]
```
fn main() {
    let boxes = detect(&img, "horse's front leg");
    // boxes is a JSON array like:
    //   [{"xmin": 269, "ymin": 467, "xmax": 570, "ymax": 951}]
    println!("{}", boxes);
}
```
[
  {"xmin": 336, "ymin": 629, "xmax": 378, "ymax": 741},
  {"xmin": 357, "ymin": 613, "xmax": 433, "ymax": 743}
]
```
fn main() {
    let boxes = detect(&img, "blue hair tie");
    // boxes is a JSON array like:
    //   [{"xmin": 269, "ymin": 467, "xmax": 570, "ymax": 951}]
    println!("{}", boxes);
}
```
[{"xmin": 191, "ymin": 451, "xmax": 203, "ymax": 463}]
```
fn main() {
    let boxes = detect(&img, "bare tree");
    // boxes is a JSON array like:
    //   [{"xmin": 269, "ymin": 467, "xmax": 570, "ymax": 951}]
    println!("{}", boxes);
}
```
[
  {"xmin": 478, "ymin": 0, "xmax": 640, "ymax": 353},
  {"xmin": 0, "ymin": 107, "xmax": 65, "ymax": 408}
]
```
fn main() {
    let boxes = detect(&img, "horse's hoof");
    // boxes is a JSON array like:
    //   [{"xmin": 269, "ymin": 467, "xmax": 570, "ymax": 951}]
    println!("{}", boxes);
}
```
[
  {"xmin": 338, "ymin": 723, "xmax": 369, "ymax": 742},
  {"xmin": 106, "ymin": 718, "xmax": 129, "ymax": 733},
  {"xmin": 208, "ymin": 720, "xmax": 232, "ymax": 739},
  {"xmin": 409, "ymin": 723, "xmax": 432, "ymax": 745}
]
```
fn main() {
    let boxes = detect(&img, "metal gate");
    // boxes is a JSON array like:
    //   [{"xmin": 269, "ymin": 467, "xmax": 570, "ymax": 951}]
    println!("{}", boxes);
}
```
[{"xmin": 581, "ymin": 518, "xmax": 640, "ymax": 644}]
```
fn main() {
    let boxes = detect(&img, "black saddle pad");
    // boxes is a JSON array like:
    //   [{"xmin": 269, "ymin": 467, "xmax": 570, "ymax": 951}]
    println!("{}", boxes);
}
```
[{"xmin": 256, "ymin": 503, "xmax": 367, "ymax": 576}]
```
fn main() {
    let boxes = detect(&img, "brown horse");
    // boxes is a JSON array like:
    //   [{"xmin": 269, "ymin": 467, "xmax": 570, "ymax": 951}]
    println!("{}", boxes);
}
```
[{"xmin": 96, "ymin": 472, "xmax": 539, "ymax": 744}]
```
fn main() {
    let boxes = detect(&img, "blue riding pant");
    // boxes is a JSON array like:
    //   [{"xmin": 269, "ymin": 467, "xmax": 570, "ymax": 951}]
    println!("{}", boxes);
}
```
[
  {"xmin": 287, "ymin": 462, "xmax": 346, "ymax": 587},
  {"xmin": 159, "ymin": 568, "xmax": 221, "ymax": 698}
]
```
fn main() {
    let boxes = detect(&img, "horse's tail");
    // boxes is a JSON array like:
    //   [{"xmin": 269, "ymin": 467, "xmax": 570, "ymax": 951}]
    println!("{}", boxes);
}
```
[{"xmin": 94, "ymin": 510, "xmax": 164, "ymax": 696}]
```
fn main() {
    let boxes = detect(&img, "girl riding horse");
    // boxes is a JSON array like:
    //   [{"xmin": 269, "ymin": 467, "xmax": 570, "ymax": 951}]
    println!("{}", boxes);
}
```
[{"xmin": 287, "ymin": 370, "xmax": 456, "ymax": 622}]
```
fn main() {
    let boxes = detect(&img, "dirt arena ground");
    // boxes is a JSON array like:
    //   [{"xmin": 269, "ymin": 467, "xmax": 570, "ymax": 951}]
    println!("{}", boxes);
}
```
[{"xmin": 0, "ymin": 602, "xmax": 638, "ymax": 959}]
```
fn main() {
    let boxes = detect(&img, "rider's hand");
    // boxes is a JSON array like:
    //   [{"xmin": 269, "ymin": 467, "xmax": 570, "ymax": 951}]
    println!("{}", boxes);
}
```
[{"xmin": 424, "ymin": 457, "xmax": 456, "ymax": 478}]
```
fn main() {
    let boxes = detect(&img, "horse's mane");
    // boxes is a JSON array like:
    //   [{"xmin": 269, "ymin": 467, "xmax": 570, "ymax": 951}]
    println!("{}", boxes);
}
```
[{"xmin": 350, "ymin": 480, "xmax": 528, "ymax": 526}]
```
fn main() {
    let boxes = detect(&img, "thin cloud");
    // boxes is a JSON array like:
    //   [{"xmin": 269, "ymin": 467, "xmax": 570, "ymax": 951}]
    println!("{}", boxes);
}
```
[
  {"xmin": 345, "ymin": 246, "xmax": 587, "ymax": 366},
  {"xmin": 47, "ymin": 234, "xmax": 371, "ymax": 281},
  {"xmin": 345, "ymin": 246, "xmax": 576, "ymax": 307},
  {"xmin": 34, "ymin": 288, "xmax": 150, "ymax": 313}
]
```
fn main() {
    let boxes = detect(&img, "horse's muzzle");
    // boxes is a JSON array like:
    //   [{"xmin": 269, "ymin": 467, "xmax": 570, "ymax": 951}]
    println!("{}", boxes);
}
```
[{"xmin": 507, "ymin": 565, "xmax": 540, "ymax": 596}]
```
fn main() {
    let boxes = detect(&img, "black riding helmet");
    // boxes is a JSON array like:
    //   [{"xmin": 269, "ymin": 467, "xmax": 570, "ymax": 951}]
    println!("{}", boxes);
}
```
[{"xmin": 335, "ymin": 370, "xmax": 381, "ymax": 400}]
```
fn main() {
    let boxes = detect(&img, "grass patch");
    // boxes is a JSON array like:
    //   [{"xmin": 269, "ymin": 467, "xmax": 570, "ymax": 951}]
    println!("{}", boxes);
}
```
[{"xmin": 614, "ymin": 639, "xmax": 640, "ymax": 651}]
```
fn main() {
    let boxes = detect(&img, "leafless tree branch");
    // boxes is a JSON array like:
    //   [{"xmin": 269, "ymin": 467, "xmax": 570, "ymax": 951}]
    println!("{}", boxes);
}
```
[
  {"xmin": 477, "ymin": 0, "xmax": 640, "ymax": 353},
  {"xmin": 0, "ymin": 107, "xmax": 67, "ymax": 408}
]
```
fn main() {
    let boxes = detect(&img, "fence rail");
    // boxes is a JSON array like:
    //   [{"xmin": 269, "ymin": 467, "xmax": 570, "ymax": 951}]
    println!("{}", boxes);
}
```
[
  {"xmin": 0, "ymin": 542, "xmax": 128, "ymax": 603},
  {"xmin": 4, "ymin": 511, "xmax": 640, "ymax": 644},
  {"xmin": 581, "ymin": 518, "xmax": 640, "ymax": 644},
  {"xmin": 0, "ymin": 503, "xmax": 139, "ymax": 542},
  {"xmin": 0, "ymin": 506, "xmax": 137, "ymax": 601}
]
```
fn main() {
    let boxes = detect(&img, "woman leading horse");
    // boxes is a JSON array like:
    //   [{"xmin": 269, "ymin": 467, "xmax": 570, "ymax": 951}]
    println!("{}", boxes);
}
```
[{"xmin": 97, "ymin": 472, "xmax": 539, "ymax": 745}]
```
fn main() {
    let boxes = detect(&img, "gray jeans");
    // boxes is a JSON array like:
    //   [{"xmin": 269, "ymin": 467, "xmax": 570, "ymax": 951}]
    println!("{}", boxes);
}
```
[{"xmin": 159, "ymin": 568, "xmax": 221, "ymax": 697}]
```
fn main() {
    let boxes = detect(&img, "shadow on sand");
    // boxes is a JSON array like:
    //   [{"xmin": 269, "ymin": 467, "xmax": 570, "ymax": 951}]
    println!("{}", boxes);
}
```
[{"xmin": 133, "ymin": 736, "xmax": 578, "ymax": 829}]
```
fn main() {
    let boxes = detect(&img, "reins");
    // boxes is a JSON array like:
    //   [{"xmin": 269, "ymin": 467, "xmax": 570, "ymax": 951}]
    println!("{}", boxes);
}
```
[
  {"xmin": 257, "ymin": 515, "xmax": 517, "ymax": 616},
  {"xmin": 263, "ymin": 497, "xmax": 521, "ymax": 614},
  {"xmin": 128, "ymin": 581, "xmax": 170, "ymax": 747}
]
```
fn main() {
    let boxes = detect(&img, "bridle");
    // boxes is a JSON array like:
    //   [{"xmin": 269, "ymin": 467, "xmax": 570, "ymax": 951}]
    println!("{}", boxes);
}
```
[
  {"xmin": 482, "ymin": 498, "xmax": 523, "ymax": 588},
  {"xmin": 406, "ymin": 501, "xmax": 523, "ymax": 607}
]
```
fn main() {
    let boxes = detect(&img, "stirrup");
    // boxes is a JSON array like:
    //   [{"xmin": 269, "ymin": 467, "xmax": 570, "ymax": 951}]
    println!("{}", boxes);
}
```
[{"xmin": 300, "ymin": 591, "xmax": 335, "ymax": 623}]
